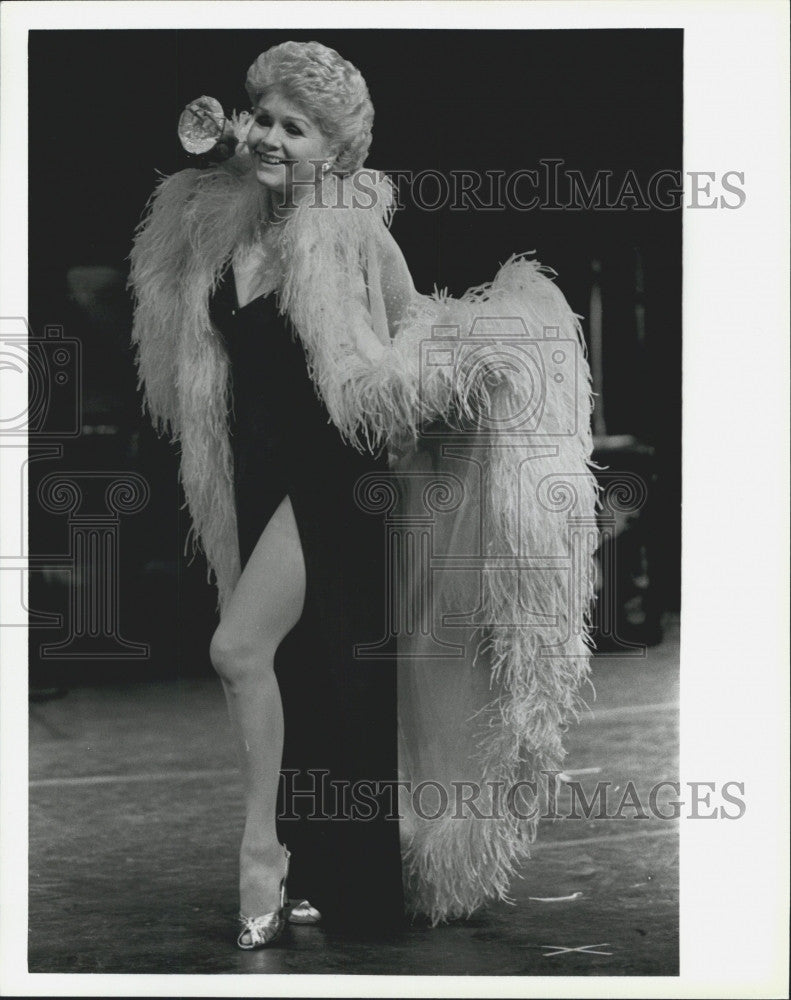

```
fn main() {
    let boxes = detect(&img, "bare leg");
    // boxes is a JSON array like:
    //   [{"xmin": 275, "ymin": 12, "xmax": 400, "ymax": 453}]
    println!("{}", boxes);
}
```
[{"xmin": 209, "ymin": 495, "xmax": 305, "ymax": 924}]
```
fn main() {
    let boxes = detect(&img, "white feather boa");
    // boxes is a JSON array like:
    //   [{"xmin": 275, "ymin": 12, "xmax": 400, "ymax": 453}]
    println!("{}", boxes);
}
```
[{"xmin": 129, "ymin": 155, "xmax": 599, "ymax": 925}]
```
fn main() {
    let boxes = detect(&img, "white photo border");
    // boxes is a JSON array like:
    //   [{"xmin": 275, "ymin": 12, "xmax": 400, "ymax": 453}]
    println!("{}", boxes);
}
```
[{"xmin": 1, "ymin": 2, "xmax": 788, "ymax": 997}]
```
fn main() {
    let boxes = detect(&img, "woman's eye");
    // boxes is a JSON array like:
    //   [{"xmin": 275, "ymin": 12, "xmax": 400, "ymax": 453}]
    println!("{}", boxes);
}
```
[{"xmin": 252, "ymin": 115, "xmax": 301, "ymax": 136}]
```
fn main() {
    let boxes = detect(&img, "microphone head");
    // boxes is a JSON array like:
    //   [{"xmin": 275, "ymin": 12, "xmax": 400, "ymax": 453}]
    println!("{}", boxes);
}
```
[{"xmin": 178, "ymin": 96, "xmax": 226, "ymax": 154}]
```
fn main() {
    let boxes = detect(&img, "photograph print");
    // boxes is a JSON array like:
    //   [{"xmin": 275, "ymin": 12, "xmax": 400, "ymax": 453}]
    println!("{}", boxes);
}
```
[{"xmin": 23, "ymin": 24, "xmax": 683, "ymax": 978}]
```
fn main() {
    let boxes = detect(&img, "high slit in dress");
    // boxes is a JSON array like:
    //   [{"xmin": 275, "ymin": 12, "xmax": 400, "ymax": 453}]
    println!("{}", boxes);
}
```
[{"xmin": 209, "ymin": 265, "xmax": 405, "ymax": 930}]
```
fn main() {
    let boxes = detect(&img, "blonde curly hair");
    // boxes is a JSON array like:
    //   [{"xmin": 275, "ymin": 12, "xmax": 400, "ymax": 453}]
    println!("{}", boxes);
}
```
[{"xmin": 245, "ymin": 41, "xmax": 374, "ymax": 175}]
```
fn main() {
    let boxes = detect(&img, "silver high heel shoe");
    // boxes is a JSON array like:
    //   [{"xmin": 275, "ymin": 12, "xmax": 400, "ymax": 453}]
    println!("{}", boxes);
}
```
[
  {"xmin": 288, "ymin": 899, "xmax": 322, "ymax": 925},
  {"xmin": 237, "ymin": 845, "xmax": 291, "ymax": 950}
]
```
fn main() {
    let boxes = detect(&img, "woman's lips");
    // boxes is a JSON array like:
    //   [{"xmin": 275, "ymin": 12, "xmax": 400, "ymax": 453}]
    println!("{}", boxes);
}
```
[{"xmin": 256, "ymin": 152, "xmax": 289, "ymax": 165}]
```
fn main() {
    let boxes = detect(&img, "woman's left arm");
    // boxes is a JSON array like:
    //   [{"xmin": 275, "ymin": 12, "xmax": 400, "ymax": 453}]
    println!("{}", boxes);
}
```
[
  {"xmin": 332, "ymin": 223, "xmax": 469, "ymax": 450},
  {"xmin": 278, "ymin": 177, "xmax": 472, "ymax": 451},
  {"xmin": 363, "ymin": 226, "xmax": 419, "ymax": 346}
]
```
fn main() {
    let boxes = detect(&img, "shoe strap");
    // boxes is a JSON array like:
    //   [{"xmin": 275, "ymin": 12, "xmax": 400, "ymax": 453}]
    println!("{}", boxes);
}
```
[
  {"xmin": 239, "ymin": 910, "xmax": 282, "ymax": 946},
  {"xmin": 239, "ymin": 844, "xmax": 291, "ymax": 944}
]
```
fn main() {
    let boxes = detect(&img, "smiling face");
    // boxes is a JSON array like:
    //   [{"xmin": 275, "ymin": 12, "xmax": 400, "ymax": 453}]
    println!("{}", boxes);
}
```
[{"xmin": 246, "ymin": 90, "xmax": 336, "ymax": 203}]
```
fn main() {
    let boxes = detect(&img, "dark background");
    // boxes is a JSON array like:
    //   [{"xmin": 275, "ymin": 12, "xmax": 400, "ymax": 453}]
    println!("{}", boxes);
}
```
[{"xmin": 28, "ymin": 29, "xmax": 682, "ymax": 682}]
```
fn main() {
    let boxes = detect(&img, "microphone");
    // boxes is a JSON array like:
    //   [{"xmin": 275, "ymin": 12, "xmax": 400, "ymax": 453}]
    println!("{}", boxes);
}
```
[{"xmin": 178, "ymin": 96, "xmax": 243, "ymax": 160}]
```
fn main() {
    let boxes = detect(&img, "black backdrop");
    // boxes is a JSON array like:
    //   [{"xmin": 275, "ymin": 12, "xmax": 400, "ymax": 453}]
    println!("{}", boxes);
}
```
[{"xmin": 28, "ymin": 29, "xmax": 682, "ymax": 679}]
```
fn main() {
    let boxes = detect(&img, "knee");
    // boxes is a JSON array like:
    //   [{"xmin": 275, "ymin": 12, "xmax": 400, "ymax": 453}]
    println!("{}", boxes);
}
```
[{"xmin": 209, "ymin": 625, "xmax": 275, "ymax": 687}]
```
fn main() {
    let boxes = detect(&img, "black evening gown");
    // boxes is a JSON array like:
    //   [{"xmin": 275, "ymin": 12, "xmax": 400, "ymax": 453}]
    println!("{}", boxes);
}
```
[{"xmin": 209, "ymin": 267, "xmax": 405, "ymax": 931}]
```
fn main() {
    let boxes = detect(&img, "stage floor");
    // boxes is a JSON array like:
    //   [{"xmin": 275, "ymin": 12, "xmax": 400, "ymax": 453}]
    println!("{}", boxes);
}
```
[{"xmin": 29, "ymin": 617, "xmax": 679, "ymax": 976}]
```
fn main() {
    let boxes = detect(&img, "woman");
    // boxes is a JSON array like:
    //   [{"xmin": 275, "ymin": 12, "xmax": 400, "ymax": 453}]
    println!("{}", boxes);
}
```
[{"xmin": 129, "ymin": 40, "xmax": 598, "ymax": 948}]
